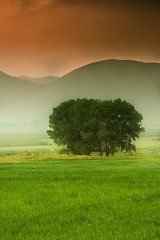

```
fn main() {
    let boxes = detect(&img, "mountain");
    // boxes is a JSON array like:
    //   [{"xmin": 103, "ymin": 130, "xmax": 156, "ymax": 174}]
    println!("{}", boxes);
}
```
[
  {"xmin": 0, "ymin": 71, "xmax": 46, "ymax": 124},
  {"xmin": 0, "ymin": 60, "xmax": 160, "ymax": 130},
  {"xmin": 42, "ymin": 60, "xmax": 160, "ymax": 128},
  {"xmin": 17, "ymin": 75, "xmax": 58, "ymax": 85}
]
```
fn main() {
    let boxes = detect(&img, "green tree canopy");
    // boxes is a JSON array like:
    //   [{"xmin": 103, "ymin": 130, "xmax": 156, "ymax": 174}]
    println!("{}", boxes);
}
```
[{"xmin": 47, "ymin": 98, "xmax": 144, "ymax": 156}]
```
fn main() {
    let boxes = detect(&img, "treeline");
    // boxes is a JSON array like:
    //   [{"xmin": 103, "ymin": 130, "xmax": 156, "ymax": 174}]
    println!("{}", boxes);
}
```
[{"xmin": 47, "ymin": 98, "xmax": 144, "ymax": 156}]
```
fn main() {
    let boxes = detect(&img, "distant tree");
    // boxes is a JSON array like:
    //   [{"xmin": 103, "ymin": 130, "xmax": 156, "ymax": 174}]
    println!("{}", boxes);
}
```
[{"xmin": 47, "ymin": 98, "xmax": 144, "ymax": 156}]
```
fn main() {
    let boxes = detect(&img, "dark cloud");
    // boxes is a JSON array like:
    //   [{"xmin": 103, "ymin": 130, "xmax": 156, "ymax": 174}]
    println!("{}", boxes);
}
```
[
  {"xmin": 56, "ymin": 0, "xmax": 160, "ymax": 6},
  {"xmin": 55, "ymin": 0, "xmax": 160, "ymax": 9},
  {"xmin": 11, "ymin": 0, "xmax": 52, "ymax": 12},
  {"xmin": 3, "ymin": 0, "xmax": 160, "ymax": 12},
  {"xmin": 2, "ymin": 0, "xmax": 160, "ymax": 11}
]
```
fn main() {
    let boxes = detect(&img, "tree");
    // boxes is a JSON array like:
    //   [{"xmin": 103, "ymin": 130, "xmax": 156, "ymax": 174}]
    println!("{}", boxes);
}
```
[
  {"xmin": 97, "ymin": 99, "xmax": 144, "ymax": 156},
  {"xmin": 47, "ymin": 98, "xmax": 100, "ymax": 155},
  {"xmin": 47, "ymin": 98, "xmax": 144, "ymax": 156}
]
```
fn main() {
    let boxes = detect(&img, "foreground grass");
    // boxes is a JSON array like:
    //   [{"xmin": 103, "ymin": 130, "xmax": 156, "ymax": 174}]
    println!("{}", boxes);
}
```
[{"xmin": 0, "ymin": 156, "xmax": 160, "ymax": 240}]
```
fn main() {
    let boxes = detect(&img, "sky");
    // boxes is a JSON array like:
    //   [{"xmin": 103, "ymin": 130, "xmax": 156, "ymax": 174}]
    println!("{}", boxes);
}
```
[{"xmin": 0, "ymin": 0, "xmax": 160, "ymax": 77}]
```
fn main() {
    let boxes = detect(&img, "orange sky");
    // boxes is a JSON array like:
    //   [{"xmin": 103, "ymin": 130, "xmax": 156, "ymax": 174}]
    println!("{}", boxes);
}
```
[{"xmin": 0, "ymin": 0, "xmax": 160, "ymax": 77}]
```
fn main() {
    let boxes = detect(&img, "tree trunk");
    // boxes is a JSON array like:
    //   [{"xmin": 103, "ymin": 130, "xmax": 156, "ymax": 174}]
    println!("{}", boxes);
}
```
[
  {"xmin": 99, "ymin": 146, "xmax": 103, "ymax": 156},
  {"xmin": 105, "ymin": 142, "xmax": 110, "ymax": 157}
]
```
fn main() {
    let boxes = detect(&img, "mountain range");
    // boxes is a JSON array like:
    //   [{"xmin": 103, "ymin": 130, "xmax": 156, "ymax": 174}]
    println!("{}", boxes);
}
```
[
  {"xmin": 16, "ymin": 75, "xmax": 58, "ymax": 85},
  {"xmin": 0, "ymin": 59, "xmax": 160, "ymax": 130}
]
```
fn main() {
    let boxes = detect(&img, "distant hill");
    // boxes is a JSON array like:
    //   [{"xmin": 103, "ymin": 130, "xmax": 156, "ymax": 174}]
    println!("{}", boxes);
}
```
[
  {"xmin": 0, "ymin": 71, "xmax": 46, "ymax": 124},
  {"xmin": 0, "ymin": 60, "xmax": 160, "ymax": 130},
  {"xmin": 17, "ymin": 75, "xmax": 58, "ymax": 85},
  {"xmin": 42, "ymin": 60, "xmax": 160, "ymax": 128}
]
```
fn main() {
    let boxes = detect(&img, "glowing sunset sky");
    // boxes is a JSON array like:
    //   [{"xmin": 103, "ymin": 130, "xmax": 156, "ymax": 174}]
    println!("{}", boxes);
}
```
[{"xmin": 0, "ymin": 0, "xmax": 160, "ymax": 76}]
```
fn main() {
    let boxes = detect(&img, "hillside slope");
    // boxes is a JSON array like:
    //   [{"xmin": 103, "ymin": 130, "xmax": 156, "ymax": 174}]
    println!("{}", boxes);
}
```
[
  {"xmin": 0, "ymin": 71, "xmax": 46, "ymax": 124},
  {"xmin": 43, "ymin": 60, "xmax": 160, "ymax": 128},
  {"xmin": 0, "ymin": 60, "xmax": 160, "ymax": 129},
  {"xmin": 17, "ymin": 76, "xmax": 58, "ymax": 85}
]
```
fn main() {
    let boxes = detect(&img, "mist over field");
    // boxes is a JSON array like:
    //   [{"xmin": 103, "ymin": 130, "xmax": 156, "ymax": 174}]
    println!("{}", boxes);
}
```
[{"xmin": 0, "ymin": 59, "xmax": 160, "ymax": 131}]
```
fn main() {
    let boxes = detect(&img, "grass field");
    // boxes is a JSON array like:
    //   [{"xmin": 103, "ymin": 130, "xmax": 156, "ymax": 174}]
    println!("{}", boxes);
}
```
[
  {"xmin": 0, "ymin": 129, "xmax": 160, "ymax": 239},
  {"xmin": 0, "ymin": 129, "xmax": 160, "ymax": 156},
  {"xmin": 0, "ymin": 132, "xmax": 63, "ymax": 156},
  {"xmin": 0, "ymin": 155, "xmax": 160, "ymax": 240}
]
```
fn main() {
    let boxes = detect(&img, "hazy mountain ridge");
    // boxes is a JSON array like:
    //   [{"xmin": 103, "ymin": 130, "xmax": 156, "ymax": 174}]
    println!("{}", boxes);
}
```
[
  {"xmin": 0, "ymin": 71, "xmax": 46, "ymax": 124},
  {"xmin": 0, "ymin": 60, "xmax": 160, "ymax": 129},
  {"xmin": 42, "ymin": 60, "xmax": 160, "ymax": 128},
  {"xmin": 17, "ymin": 75, "xmax": 58, "ymax": 85}
]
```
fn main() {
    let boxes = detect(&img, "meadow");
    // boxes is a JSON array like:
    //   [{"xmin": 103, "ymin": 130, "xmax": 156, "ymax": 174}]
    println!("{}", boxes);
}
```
[
  {"xmin": 0, "ymin": 129, "xmax": 160, "ymax": 156},
  {"xmin": 0, "ymin": 130, "xmax": 160, "ymax": 239},
  {"xmin": 0, "ymin": 155, "xmax": 160, "ymax": 240},
  {"xmin": 0, "ymin": 131, "xmax": 62, "ymax": 156}
]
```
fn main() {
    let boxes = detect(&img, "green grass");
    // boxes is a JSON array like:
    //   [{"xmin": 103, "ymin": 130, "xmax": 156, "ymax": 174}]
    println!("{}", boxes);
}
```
[{"xmin": 0, "ymin": 156, "xmax": 160, "ymax": 239}]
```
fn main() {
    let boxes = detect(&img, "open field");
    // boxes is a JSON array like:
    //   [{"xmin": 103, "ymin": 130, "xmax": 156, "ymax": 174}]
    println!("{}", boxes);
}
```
[
  {"xmin": 0, "ymin": 129, "xmax": 160, "ymax": 157},
  {"xmin": 0, "ymin": 132, "xmax": 63, "ymax": 156},
  {"xmin": 0, "ymin": 155, "xmax": 160, "ymax": 239},
  {"xmin": 0, "ymin": 129, "xmax": 160, "ymax": 239}
]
